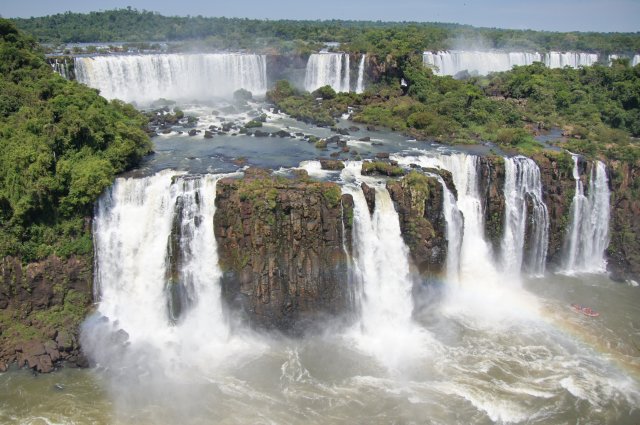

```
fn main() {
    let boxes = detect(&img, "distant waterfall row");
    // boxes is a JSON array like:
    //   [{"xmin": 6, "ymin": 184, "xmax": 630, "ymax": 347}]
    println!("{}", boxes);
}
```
[
  {"xmin": 75, "ymin": 54, "xmax": 268, "ymax": 104},
  {"xmin": 67, "ymin": 51, "xmax": 634, "ymax": 101},
  {"xmin": 304, "ymin": 53, "xmax": 367, "ymax": 93},
  {"xmin": 72, "ymin": 52, "xmax": 367, "ymax": 103},
  {"xmin": 422, "ymin": 50, "xmax": 629, "ymax": 76}
]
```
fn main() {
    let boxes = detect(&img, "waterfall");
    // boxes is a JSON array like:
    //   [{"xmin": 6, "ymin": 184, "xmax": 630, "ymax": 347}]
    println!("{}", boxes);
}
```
[
  {"xmin": 346, "ymin": 185, "xmax": 429, "ymax": 368},
  {"xmin": 423, "ymin": 50, "xmax": 599, "ymax": 77},
  {"xmin": 355, "ymin": 54, "xmax": 366, "ymax": 94},
  {"xmin": 501, "ymin": 156, "xmax": 549, "ymax": 277},
  {"xmin": 424, "ymin": 173, "xmax": 464, "ymax": 281},
  {"xmin": 633, "ymin": 55, "xmax": 640, "ymax": 67},
  {"xmin": 562, "ymin": 156, "xmax": 610, "ymax": 273},
  {"xmin": 423, "ymin": 51, "xmax": 543, "ymax": 76},
  {"xmin": 88, "ymin": 171, "xmax": 237, "ymax": 370},
  {"xmin": 544, "ymin": 51, "xmax": 599, "ymax": 69},
  {"xmin": 304, "ymin": 53, "xmax": 351, "ymax": 93},
  {"xmin": 50, "ymin": 58, "xmax": 71, "ymax": 79},
  {"xmin": 394, "ymin": 153, "xmax": 501, "ymax": 285},
  {"xmin": 75, "ymin": 53, "xmax": 268, "ymax": 104},
  {"xmin": 339, "ymin": 163, "xmax": 431, "ymax": 369}
]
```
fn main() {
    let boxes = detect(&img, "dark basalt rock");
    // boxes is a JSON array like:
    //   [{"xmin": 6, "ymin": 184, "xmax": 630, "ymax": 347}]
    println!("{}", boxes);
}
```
[
  {"xmin": 529, "ymin": 152, "xmax": 576, "ymax": 266},
  {"xmin": 0, "ymin": 255, "xmax": 92, "ymax": 373},
  {"xmin": 274, "ymin": 130, "xmax": 291, "ymax": 138},
  {"xmin": 478, "ymin": 155, "xmax": 506, "ymax": 258},
  {"xmin": 361, "ymin": 183, "xmax": 376, "ymax": 215},
  {"xmin": 319, "ymin": 160, "xmax": 345, "ymax": 171},
  {"xmin": 214, "ymin": 169, "xmax": 351, "ymax": 333},
  {"xmin": 386, "ymin": 171, "xmax": 448, "ymax": 276},
  {"xmin": 325, "ymin": 135, "xmax": 341, "ymax": 145},
  {"xmin": 606, "ymin": 160, "xmax": 640, "ymax": 282}
]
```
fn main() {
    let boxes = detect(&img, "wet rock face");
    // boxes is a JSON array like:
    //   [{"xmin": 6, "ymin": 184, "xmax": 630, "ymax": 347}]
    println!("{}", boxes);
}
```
[
  {"xmin": 530, "ymin": 152, "xmax": 576, "ymax": 266},
  {"xmin": 478, "ymin": 155, "xmax": 506, "ymax": 258},
  {"xmin": 606, "ymin": 160, "xmax": 640, "ymax": 282},
  {"xmin": 0, "ymin": 255, "xmax": 92, "ymax": 372},
  {"xmin": 214, "ymin": 168, "xmax": 351, "ymax": 333},
  {"xmin": 386, "ymin": 171, "xmax": 447, "ymax": 276}
]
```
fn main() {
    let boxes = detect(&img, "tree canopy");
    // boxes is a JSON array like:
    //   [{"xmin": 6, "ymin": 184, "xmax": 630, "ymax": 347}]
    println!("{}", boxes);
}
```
[
  {"xmin": 11, "ymin": 9, "xmax": 640, "ymax": 56},
  {"xmin": 0, "ymin": 19, "xmax": 152, "ymax": 260}
]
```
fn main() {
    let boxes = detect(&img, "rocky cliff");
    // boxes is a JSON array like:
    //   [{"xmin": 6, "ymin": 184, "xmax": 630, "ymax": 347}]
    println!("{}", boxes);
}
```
[
  {"xmin": 607, "ymin": 160, "xmax": 640, "ymax": 282},
  {"xmin": 478, "ymin": 155, "xmax": 506, "ymax": 258},
  {"xmin": 531, "ymin": 151, "xmax": 576, "ymax": 266},
  {"xmin": 214, "ymin": 168, "xmax": 352, "ymax": 332},
  {"xmin": 386, "ymin": 170, "xmax": 448, "ymax": 276},
  {"xmin": 0, "ymin": 255, "xmax": 92, "ymax": 372}
]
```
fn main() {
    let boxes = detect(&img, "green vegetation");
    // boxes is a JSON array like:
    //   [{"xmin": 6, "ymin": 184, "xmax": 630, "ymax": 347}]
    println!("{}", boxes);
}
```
[
  {"xmin": 488, "ymin": 60, "xmax": 640, "ymax": 160},
  {"xmin": 0, "ymin": 19, "xmax": 152, "ymax": 261},
  {"xmin": 322, "ymin": 185, "xmax": 342, "ymax": 208},
  {"xmin": 244, "ymin": 120, "xmax": 263, "ymax": 128},
  {"xmin": 267, "ymin": 80, "xmax": 355, "ymax": 127},
  {"xmin": 267, "ymin": 81, "xmax": 354, "ymax": 126},
  {"xmin": 404, "ymin": 170, "xmax": 431, "ymax": 195},
  {"xmin": 12, "ymin": 9, "xmax": 640, "ymax": 56},
  {"xmin": 268, "ymin": 54, "xmax": 639, "ymax": 161},
  {"xmin": 361, "ymin": 161, "xmax": 406, "ymax": 177}
]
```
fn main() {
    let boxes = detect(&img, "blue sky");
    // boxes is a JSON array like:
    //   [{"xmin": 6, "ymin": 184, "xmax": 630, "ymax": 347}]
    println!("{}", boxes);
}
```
[{"xmin": 3, "ymin": 0, "xmax": 639, "ymax": 32}]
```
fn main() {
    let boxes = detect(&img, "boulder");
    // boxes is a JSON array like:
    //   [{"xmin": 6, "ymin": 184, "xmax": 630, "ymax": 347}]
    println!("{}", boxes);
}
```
[
  {"xmin": 320, "ymin": 160, "xmax": 345, "ymax": 170},
  {"xmin": 361, "ymin": 183, "xmax": 376, "ymax": 215}
]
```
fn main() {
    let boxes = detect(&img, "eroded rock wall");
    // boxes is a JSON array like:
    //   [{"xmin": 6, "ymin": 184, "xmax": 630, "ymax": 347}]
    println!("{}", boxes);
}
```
[
  {"xmin": 607, "ymin": 160, "xmax": 640, "ymax": 281},
  {"xmin": 386, "ymin": 171, "xmax": 447, "ymax": 276},
  {"xmin": 214, "ymin": 168, "xmax": 352, "ymax": 332},
  {"xmin": 0, "ymin": 255, "xmax": 92, "ymax": 372}
]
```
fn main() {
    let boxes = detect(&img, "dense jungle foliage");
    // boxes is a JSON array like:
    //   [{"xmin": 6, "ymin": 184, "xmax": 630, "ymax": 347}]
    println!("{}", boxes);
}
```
[
  {"xmin": 0, "ymin": 19, "xmax": 152, "ymax": 261},
  {"xmin": 10, "ymin": 8, "xmax": 640, "ymax": 56},
  {"xmin": 268, "ymin": 56, "xmax": 640, "ymax": 161}
]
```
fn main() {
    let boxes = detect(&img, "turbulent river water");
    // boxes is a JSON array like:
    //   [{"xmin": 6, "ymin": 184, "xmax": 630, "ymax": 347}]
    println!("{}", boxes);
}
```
[
  {"xmin": 1, "ymin": 273, "xmax": 639, "ymax": 424},
  {"xmin": 1, "ymin": 97, "xmax": 639, "ymax": 425}
]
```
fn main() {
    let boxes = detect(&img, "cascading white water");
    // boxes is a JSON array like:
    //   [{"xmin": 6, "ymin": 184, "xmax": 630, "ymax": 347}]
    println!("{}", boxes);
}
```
[
  {"xmin": 423, "ymin": 50, "xmax": 599, "ymax": 76},
  {"xmin": 304, "ymin": 53, "xmax": 350, "ymax": 93},
  {"xmin": 562, "ymin": 156, "xmax": 610, "ymax": 273},
  {"xmin": 75, "ymin": 53, "xmax": 268, "ymax": 103},
  {"xmin": 50, "ymin": 58, "xmax": 71, "ymax": 79},
  {"xmin": 633, "ymin": 55, "xmax": 640, "ymax": 67},
  {"xmin": 425, "ymin": 172, "xmax": 464, "ymax": 281},
  {"xmin": 393, "ymin": 153, "xmax": 501, "ymax": 284},
  {"xmin": 544, "ymin": 51, "xmax": 599, "ymax": 69},
  {"xmin": 340, "ymin": 163, "xmax": 432, "ymax": 370},
  {"xmin": 423, "ymin": 50, "xmax": 543, "ymax": 76},
  {"xmin": 501, "ymin": 156, "xmax": 549, "ymax": 277},
  {"xmin": 392, "ymin": 152, "xmax": 540, "ymax": 323},
  {"xmin": 355, "ymin": 54, "xmax": 366, "ymax": 94},
  {"xmin": 87, "ymin": 171, "xmax": 247, "ymax": 373}
]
